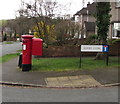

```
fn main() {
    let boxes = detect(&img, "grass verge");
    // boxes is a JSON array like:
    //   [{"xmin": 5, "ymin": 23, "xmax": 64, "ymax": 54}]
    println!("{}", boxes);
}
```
[
  {"xmin": 0, "ymin": 53, "xmax": 19, "ymax": 63},
  {"xmin": 32, "ymin": 57, "xmax": 119, "ymax": 72},
  {"xmin": 4, "ymin": 41, "xmax": 13, "ymax": 44},
  {"xmin": 16, "ymin": 49, "xmax": 22, "ymax": 52}
]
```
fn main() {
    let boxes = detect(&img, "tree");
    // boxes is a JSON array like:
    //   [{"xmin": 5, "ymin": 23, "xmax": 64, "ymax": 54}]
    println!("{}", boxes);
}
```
[
  {"xmin": 33, "ymin": 21, "xmax": 56, "ymax": 43},
  {"xmin": 95, "ymin": 2, "xmax": 111, "ymax": 59},
  {"xmin": 1, "ymin": 20, "xmax": 8, "ymax": 41},
  {"xmin": 18, "ymin": 0, "xmax": 59, "ymax": 44},
  {"xmin": 7, "ymin": 17, "xmax": 35, "ymax": 37},
  {"xmin": 54, "ymin": 19, "xmax": 81, "ymax": 46},
  {"xmin": 96, "ymin": 2, "xmax": 111, "ymax": 44}
]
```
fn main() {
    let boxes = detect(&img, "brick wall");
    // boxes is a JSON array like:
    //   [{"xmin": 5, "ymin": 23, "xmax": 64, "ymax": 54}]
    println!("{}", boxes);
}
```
[{"xmin": 109, "ymin": 42, "xmax": 120, "ymax": 56}]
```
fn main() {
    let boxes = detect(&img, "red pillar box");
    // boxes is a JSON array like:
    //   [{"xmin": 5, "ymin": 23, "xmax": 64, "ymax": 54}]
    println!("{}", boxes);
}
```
[{"xmin": 21, "ymin": 35, "xmax": 33, "ymax": 71}]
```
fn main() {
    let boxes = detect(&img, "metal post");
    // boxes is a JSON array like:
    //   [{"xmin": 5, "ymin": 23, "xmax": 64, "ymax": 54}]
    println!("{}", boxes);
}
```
[
  {"xmin": 79, "ymin": 46, "xmax": 82, "ymax": 68},
  {"xmin": 106, "ymin": 52, "xmax": 109, "ymax": 66}
]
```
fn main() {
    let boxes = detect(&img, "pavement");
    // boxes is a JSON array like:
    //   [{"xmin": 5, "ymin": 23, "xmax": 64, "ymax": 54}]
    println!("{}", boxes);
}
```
[{"xmin": 1, "ymin": 57, "xmax": 119, "ymax": 88}]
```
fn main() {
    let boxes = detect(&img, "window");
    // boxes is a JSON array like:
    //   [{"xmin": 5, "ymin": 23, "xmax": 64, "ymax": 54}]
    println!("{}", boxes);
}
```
[
  {"xmin": 112, "ymin": 23, "xmax": 120, "ymax": 38},
  {"xmin": 116, "ymin": 0, "xmax": 120, "ymax": 7},
  {"xmin": 117, "ymin": 30, "xmax": 120, "ymax": 37}
]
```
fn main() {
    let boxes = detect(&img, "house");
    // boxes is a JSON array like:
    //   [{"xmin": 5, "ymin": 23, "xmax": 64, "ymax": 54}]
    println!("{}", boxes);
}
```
[
  {"xmin": 74, "ymin": 2, "xmax": 96, "ymax": 38},
  {"xmin": 109, "ymin": 2, "xmax": 120, "ymax": 39},
  {"xmin": 74, "ymin": 1, "xmax": 120, "ymax": 39},
  {"xmin": 0, "ymin": 26, "xmax": 14, "ymax": 41}
]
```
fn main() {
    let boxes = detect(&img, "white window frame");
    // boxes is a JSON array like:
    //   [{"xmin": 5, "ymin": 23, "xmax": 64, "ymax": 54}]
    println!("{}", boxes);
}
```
[
  {"xmin": 112, "ymin": 23, "xmax": 120, "ymax": 39},
  {"xmin": 116, "ymin": 1, "xmax": 120, "ymax": 7}
]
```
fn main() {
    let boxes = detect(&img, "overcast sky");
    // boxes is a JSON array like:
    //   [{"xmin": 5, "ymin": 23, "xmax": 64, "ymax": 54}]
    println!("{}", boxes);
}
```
[{"xmin": 0, "ymin": 0, "xmax": 94, "ymax": 20}]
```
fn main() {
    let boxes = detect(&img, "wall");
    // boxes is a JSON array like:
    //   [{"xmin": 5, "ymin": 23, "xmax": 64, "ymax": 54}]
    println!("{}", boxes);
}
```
[
  {"xmin": 110, "ymin": 2, "xmax": 120, "ymax": 22},
  {"xmin": 42, "ymin": 42, "xmax": 120, "ymax": 57}
]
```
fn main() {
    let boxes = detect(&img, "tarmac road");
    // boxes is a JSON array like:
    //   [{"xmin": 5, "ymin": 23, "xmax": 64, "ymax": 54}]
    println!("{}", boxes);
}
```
[
  {"xmin": 2, "ymin": 86, "xmax": 118, "ymax": 102},
  {"xmin": 1, "ymin": 42, "xmax": 22, "ymax": 56}
]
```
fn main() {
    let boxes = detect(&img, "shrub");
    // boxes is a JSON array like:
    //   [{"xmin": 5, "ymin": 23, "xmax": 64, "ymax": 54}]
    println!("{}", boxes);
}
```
[
  {"xmin": 84, "ymin": 34, "xmax": 98, "ymax": 45},
  {"xmin": 107, "ymin": 39, "xmax": 113, "ymax": 45},
  {"xmin": 112, "ymin": 39, "xmax": 120, "ymax": 44}
]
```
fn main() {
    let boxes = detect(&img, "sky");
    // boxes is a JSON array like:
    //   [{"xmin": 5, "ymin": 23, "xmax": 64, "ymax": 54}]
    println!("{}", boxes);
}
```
[{"xmin": 0, "ymin": 0, "xmax": 94, "ymax": 20}]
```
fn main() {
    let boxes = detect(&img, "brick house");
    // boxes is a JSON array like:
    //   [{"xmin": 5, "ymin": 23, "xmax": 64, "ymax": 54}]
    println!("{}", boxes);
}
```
[{"xmin": 74, "ymin": 1, "xmax": 120, "ymax": 39}]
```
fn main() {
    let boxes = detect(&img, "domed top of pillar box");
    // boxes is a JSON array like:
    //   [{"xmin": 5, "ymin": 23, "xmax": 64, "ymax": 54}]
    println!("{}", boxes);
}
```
[{"xmin": 22, "ymin": 35, "xmax": 34, "ymax": 39}]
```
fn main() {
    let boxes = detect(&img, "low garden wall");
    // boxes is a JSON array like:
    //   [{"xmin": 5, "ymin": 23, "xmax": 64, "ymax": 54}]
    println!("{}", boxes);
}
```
[
  {"xmin": 109, "ymin": 42, "xmax": 120, "ymax": 56},
  {"xmin": 42, "ymin": 42, "xmax": 120, "ymax": 57}
]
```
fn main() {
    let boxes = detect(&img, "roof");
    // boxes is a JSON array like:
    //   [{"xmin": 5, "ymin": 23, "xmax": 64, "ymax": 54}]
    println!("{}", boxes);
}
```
[
  {"xmin": 84, "ymin": 22, "xmax": 95, "ymax": 31},
  {"xmin": 87, "ymin": 2, "xmax": 96, "ymax": 15},
  {"xmin": 75, "ymin": 8, "xmax": 87, "ymax": 15},
  {"xmin": 75, "ymin": 2, "xmax": 96, "ymax": 16}
]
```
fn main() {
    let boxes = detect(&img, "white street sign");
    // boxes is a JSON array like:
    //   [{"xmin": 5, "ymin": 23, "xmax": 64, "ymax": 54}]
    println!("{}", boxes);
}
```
[{"xmin": 81, "ymin": 45, "xmax": 103, "ymax": 52}]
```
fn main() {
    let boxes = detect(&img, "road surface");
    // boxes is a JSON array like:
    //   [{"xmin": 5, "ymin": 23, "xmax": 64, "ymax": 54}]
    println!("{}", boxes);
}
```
[
  {"xmin": 0, "ymin": 42, "xmax": 22, "ymax": 56},
  {"xmin": 2, "ymin": 86, "xmax": 119, "ymax": 102}
]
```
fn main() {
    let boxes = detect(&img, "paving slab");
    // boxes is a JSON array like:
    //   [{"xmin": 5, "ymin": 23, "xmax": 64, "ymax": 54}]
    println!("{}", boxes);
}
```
[{"xmin": 45, "ymin": 75, "xmax": 101, "ymax": 87}]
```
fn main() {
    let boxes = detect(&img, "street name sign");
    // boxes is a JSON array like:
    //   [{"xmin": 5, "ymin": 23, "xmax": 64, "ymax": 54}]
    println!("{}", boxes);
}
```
[
  {"xmin": 81, "ymin": 45, "xmax": 109, "ymax": 52},
  {"xmin": 79, "ymin": 45, "xmax": 109, "ymax": 68}
]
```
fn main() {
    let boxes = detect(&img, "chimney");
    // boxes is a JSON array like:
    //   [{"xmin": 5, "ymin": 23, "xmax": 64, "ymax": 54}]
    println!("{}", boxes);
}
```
[{"xmin": 87, "ymin": 2, "xmax": 90, "ymax": 7}]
